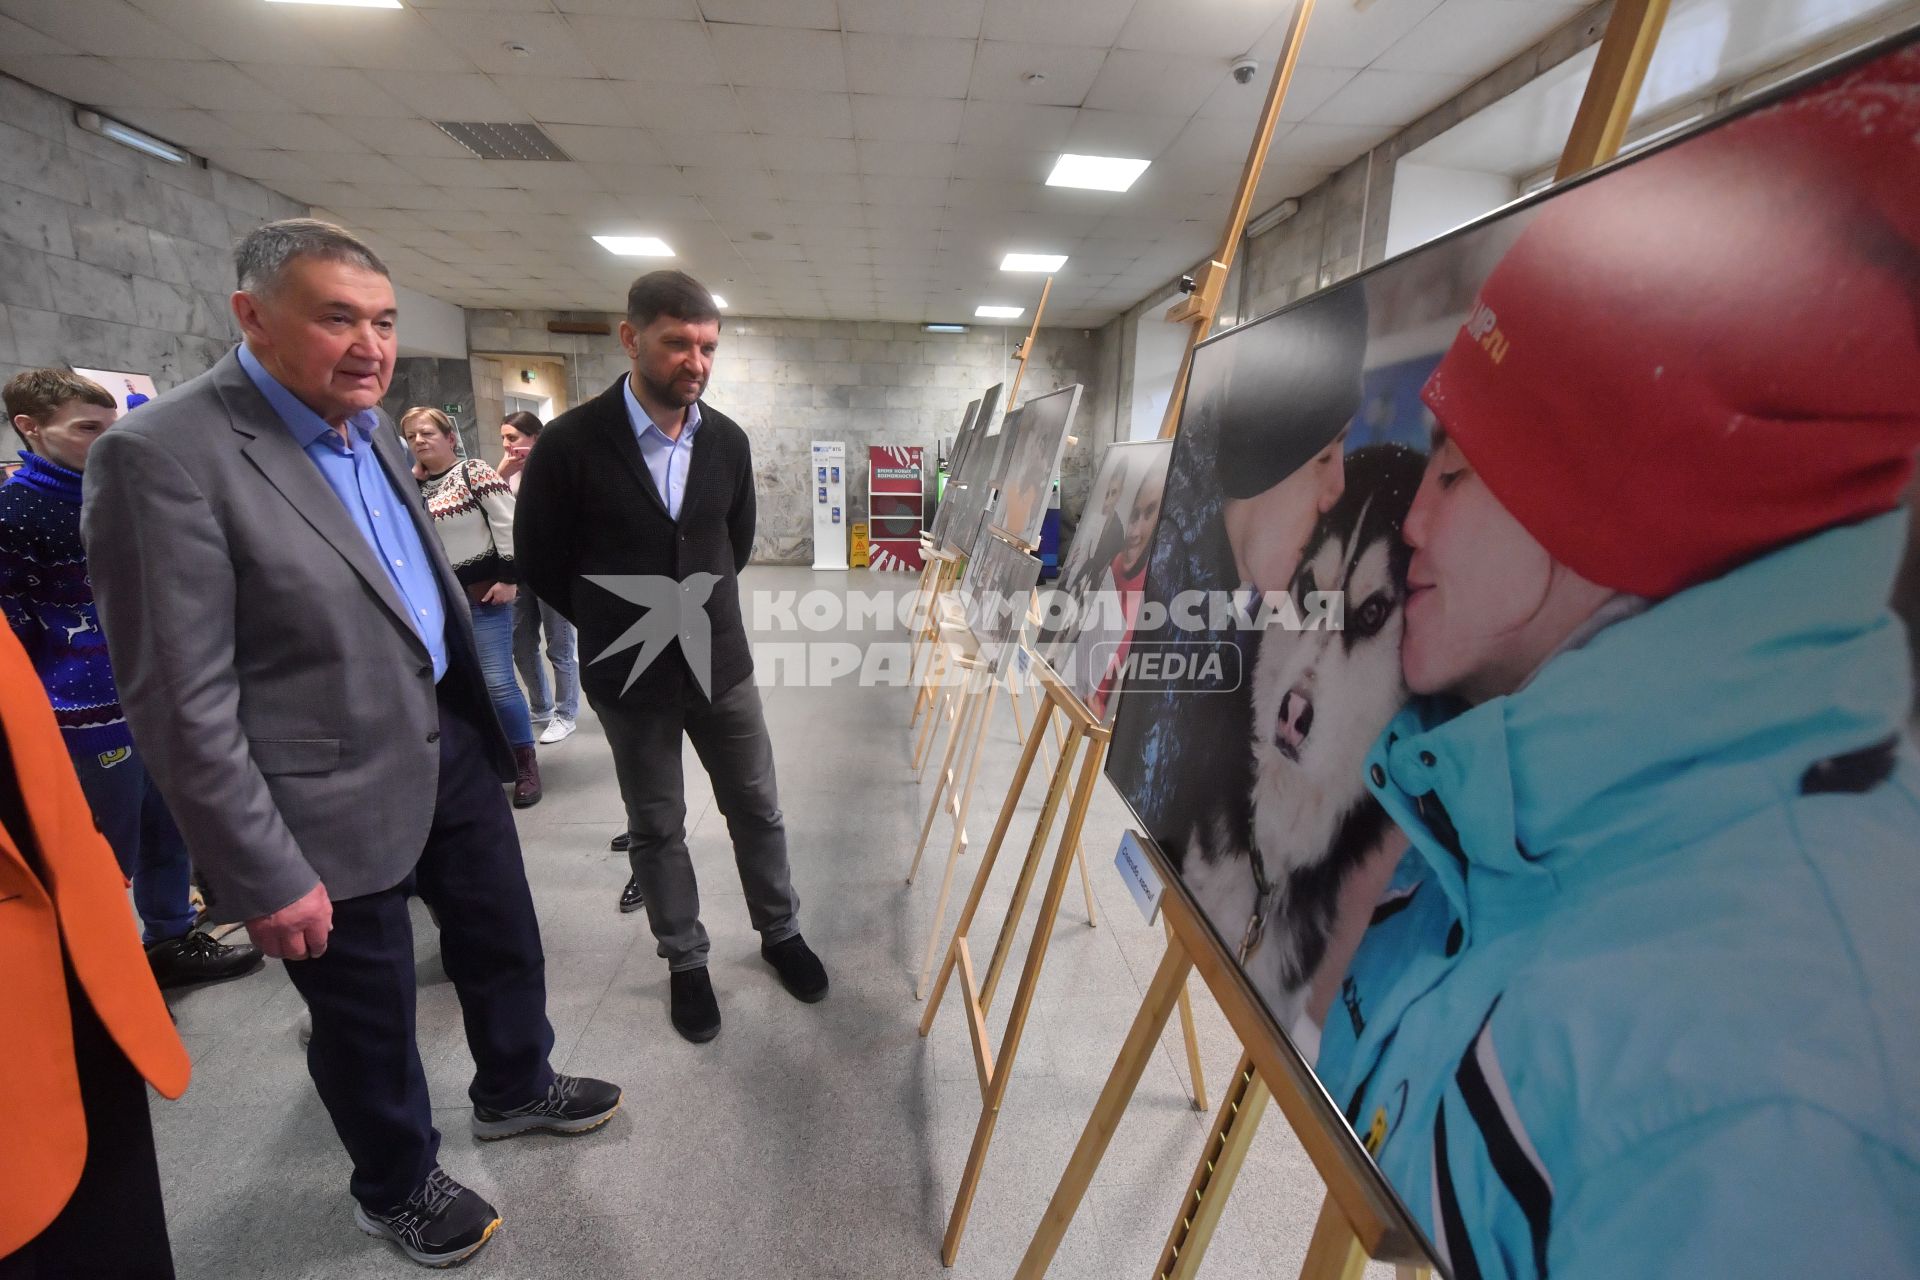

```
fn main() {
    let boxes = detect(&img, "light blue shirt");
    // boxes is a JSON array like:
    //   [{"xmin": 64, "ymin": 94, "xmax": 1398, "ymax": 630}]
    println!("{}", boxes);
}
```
[
  {"xmin": 622, "ymin": 374, "xmax": 701, "ymax": 521},
  {"xmin": 236, "ymin": 344, "xmax": 449, "ymax": 680}
]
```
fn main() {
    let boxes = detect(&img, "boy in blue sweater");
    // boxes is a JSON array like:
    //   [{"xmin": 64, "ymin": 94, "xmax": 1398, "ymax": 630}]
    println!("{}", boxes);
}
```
[{"xmin": 2, "ymin": 368, "xmax": 260, "ymax": 988}]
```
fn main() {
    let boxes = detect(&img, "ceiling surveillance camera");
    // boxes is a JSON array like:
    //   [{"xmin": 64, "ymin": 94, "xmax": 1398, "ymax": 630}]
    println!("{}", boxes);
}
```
[{"xmin": 1231, "ymin": 57, "xmax": 1259, "ymax": 85}]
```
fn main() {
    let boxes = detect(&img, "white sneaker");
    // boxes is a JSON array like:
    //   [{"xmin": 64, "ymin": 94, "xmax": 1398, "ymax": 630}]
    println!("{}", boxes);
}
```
[{"xmin": 538, "ymin": 717, "xmax": 576, "ymax": 745}]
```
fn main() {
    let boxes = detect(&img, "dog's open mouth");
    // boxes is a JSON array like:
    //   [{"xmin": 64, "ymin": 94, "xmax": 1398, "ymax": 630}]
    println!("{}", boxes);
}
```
[{"xmin": 1273, "ymin": 685, "xmax": 1314, "ymax": 762}]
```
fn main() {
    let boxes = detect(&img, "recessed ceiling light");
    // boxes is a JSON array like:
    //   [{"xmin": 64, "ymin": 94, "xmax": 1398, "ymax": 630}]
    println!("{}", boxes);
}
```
[
  {"xmin": 711, "ymin": 294, "xmax": 729, "ymax": 308},
  {"xmin": 975, "ymin": 305, "xmax": 1024, "ymax": 320},
  {"xmin": 1000, "ymin": 252, "xmax": 1067, "ymax": 273},
  {"xmin": 264, "ymin": 0, "xmax": 403, "ymax": 8},
  {"xmin": 923, "ymin": 323, "xmax": 969, "ymax": 334},
  {"xmin": 592, "ymin": 235, "xmax": 674, "ymax": 257},
  {"xmin": 1045, "ymin": 153, "xmax": 1150, "ymax": 192}
]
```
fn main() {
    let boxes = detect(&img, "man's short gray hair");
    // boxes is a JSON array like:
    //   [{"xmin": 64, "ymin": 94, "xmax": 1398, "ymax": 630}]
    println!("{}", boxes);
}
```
[{"xmin": 234, "ymin": 218, "xmax": 389, "ymax": 296}]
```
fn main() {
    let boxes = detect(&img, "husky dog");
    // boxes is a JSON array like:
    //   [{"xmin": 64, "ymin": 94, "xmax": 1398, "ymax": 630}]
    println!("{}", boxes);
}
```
[{"xmin": 1185, "ymin": 445, "xmax": 1424, "ymax": 1030}]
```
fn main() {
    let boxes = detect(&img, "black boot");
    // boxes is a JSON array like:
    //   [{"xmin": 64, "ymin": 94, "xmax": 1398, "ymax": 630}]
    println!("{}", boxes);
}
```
[
  {"xmin": 512, "ymin": 743, "xmax": 542, "ymax": 808},
  {"xmin": 669, "ymin": 967, "xmax": 721, "ymax": 1043}
]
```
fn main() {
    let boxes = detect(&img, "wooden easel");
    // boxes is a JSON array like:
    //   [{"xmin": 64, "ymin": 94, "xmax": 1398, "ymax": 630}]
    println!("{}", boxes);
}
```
[
  {"xmin": 917, "ymin": 651, "xmax": 1211, "ymax": 1266},
  {"xmin": 1011, "ymin": 2, "xmax": 1672, "ymax": 1276}
]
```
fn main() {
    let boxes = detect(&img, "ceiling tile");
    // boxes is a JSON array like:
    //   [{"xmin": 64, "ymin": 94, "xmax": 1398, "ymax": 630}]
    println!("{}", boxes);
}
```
[
  {"xmin": 1116, "ymin": 0, "xmax": 1286, "ymax": 58},
  {"xmin": 981, "ymin": 0, "xmax": 1135, "ymax": 48},
  {"xmin": 698, "ymin": 0, "xmax": 838, "ymax": 27},
  {"xmin": 375, "ymin": 71, "xmax": 527, "ymax": 121},
  {"xmin": 757, "ymin": 135, "xmax": 858, "ymax": 174},
  {"xmin": 325, "ymin": 116, "xmax": 477, "ymax": 158},
  {"xmin": 860, "ymin": 174, "xmax": 952, "ymax": 207},
  {"xmin": 952, "ymin": 144, "xmax": 1055, "ymax": 182},
  {"xmin": 708, "ymin": 24, "xmax": 846, "ymax": 92},
  {"xmin": 957, "ymin": 101, "xmax": 1078, "ymax": 149},
  {"xmin": 968, "ymin": 41, "xmax": 1109, "ymax": 107},
  {"xmin": 210, "ymin": 110, "xmax": 372, "ymax": 152},
  {"xmin": 1064, "ymin": 108, "xmax": 1190, "ymax": 158},
  {"xmin": 734, "ymin": 87, "xmax": 853, "ymax": 139},
  {"xmin": 657, "ymin": 130, "xmax": 763, "ymax": 169},
  {"xmin": 553, "ymin": 0, "xmax": 699, "ymax": 13},
  {"xmin": 585, "ymin": 162, "xmax": 693, "ymax": 194},
  {"xmin": 5, "ymin": 55, "xmax": 188, "ymax": 111},
  {"xmin": 569, "ymin": 18, "xmax": 721, "ymax": 83},
  {"xmin": 412, "ymin": 11, "xmax": 594, "ymax": 77},
  {"xmin": 3, "ymin": 0, "xmax": 209, "ymax": 60},
  {"xmin": 621, "ymin": 82, "xmax": 747, "ymax": 135},
  {"xmin": 0, "ymin": 11, "xmax": 74, "ymax": 57},
  {"xmin": 494, "ymin": 78, "xmax": 638, "ymax": 127},
  {"xmin": 840, "ymin": 0, "xmax": 985, "ymax": 39},
  {"xmin": 1271, "ymin": 120, "xmax": 1395, "ymax": 167},
  {"xmin": 111, "ymin": 58, "xmax": 285, "ymax": 114},
  {"xmin": 540, "ymin": 123, "xmax": 664, "ymax": 164},
  {"xmin": 311, "ymin": 12, "xmax": 482, "ymax": 74},
  {"xmin": 1082, "ymin": 48, "xmax": 1223, "ymax": 117},
  {"xmin": 850, "ymin": 95, "xmax": 965, "ymax": 143},
  {"xmin": 397, "ymin": 156, "xmax": 520, "ymax": 188},
  {"xmin": 856, "ymin": 140, "xmax": 957, "ymax": 178},
  {"xmin": 1308, "ymin": 68, "xmax": 1472, "ymax": 127},
  {"xmin": 232, "ymin": 65, "xmax": 413, "ymax": 119},
  {"xmin": 844, "ymin": 34, "xmax": 976, "ymax": 99},
  {"xmin": 1278, "ymin": 0, "xmax": 1447, "ymax": 70},
  {"xmin": 679, "ymin": 167, "xmax": 781, "ymax": 202},
  {"xmin": 1375, "ymin": 0, "xmax": 1585, "ymax": 75}
]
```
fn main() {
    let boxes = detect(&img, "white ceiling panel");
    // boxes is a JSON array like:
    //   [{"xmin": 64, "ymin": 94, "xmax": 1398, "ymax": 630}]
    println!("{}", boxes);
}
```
[
  {"xmin": 850, "ymin": 94, "xmax": 965, "ymax": 143},
  {"xmin": 757, "ymin": 134, "xmax": 857, "ymax": 173},
  {"xmin": 699, "ymin": 0, "xmax": 838, "ymax": 28},
  {"xmin": 7, "ymin": 0, "xmax": 206, "ymax": 60},
  {"xmin": 234, "ymin": 65, "xmax": 413, "ymax": 119},
  {"xmin": 1283, "ymin": 0, "xmax": 1446, "ymax": 69},
  {"xmin": 844, "ymin": 34, "xmax": 977, "ymax": 99},
  {"xmin": 856, "ymin": 140, "xmax": 957, "ymax": 178},
  {"xmin": 1118, "ymin": 0, "xmax": 1289, "ymax": 58},
  {"xmin": 981, "ymin": 0, "xmax": 1136, "ymax": 49},
  {"xmin": 968, "ymin": 41, "xmax": 1110, "ymax": 107},
  {"xmin": 112, "ymin": 58, "xmax": 284, "ymax": 114},
  {"xmin": 413, "ymin": 11, "xmax": 595, "ymax": 77},
  {"xmin": 1064, "ymin": 108, "xmax": 1191, "ymax": 158},
  {"xmin": 734, "ymin": 87, "xmax": 854, "ymax": 139},
  {"xmin": 1309, "ymin": 67, "xmax": 1473, "ymax": 128},
  {"xmin": 6, "ymin": 54, "xmax": 187, "ymax": 111},
  {"xmin": 1375, "ymin": 0, "xmax": 1593, "ymax": 75},
  {"xmin": 323, "ymin": 115, "xmax": 478, "ymax": 158},
  {"xmin": 376, "ymin": 72, "xmax": 528, "ymax": 122},
  {"xmin": 569, "ymin": 17, "xmax": 721, "ymax": 83},
  {"xmin": 1083, "ymin": 49, "xmax": 1229, "ymax": 117},
  {"xmin": 708, "ymin": 23, "xmax": 846, "ymax": 92},
  {"xmin": 840, "ymin": 0, "xmax": 986, "ymax": 39},
  {"xmin": 495, "ymin": 79, "xmax": 639, "ymax": 128},
  {"xmin": 656, "ymin": 130, "xmax": 763, "ymax": 169},
  {"xmin": 957, "ymin": 100, "xmax": 1078, "ymax": 150},
  {"xmin": 622, "ymin": 81, "xmax": 748, "ymax": 135},
  {"xmin": 541, "ymin": 123, "xmax": 665, "ymax": 164}
]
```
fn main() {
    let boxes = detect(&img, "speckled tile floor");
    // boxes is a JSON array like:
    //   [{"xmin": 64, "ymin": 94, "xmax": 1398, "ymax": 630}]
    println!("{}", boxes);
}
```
[{"xmin": 155, "ymin": 566, "xmax": 1395, "ymax": 1280}]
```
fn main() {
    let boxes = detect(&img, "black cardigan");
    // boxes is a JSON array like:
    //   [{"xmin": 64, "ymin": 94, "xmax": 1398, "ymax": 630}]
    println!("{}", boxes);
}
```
[{"xmin": 514, "ymin": 377, "xmax": 757, "ymax": 706}]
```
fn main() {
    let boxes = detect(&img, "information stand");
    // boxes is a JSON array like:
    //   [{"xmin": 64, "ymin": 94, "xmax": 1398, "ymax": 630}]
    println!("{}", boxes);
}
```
[
  {"xmin": 810, "ymin": 440, "xmax": 848, "ymax": 570},
  {"xmin": 1012, "ymin": 1, "xmax": 1674, "ymax": 1276}
]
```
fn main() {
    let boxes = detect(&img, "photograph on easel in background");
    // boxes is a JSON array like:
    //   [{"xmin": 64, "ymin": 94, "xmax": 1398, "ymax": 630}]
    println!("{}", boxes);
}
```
[
  {"xmin": 1036, "ymin": 438, "xmax": 1173, "ymax": 719},
  {"xmin": 987, "ymin": 383, "xmax": 1083, "ymax": 550},
  {"xmin": 959, "ymin": 523, "xmax": 1042, "ymax": 676},
  {"xmin": 933, "ymin": 383, "xmax": 1005, "ymax": 553},
  {"xmin": 929, "ymin": 397, "xmax": 984, "ymax": 547},
  {"xmin": 1107, "ymin": 36, "xmax": 1920, "ymax": 1279}
]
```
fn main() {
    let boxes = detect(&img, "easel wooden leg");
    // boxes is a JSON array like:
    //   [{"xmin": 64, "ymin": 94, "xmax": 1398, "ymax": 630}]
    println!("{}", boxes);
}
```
[
  {"xmin": 916, "ymin": 675, "xmax": 1000, "ymax": 998},
  {"xmin": 911, "ymin": 638, "xmax": 952, "ymax": 773},
  {"xmin": 908, "ymin": 669, "xmax": 978, "ymax": 884},
  {"xmin": 1156, "ymin": 1053, "xmax": 1268, "ymax": 1279},
  {"xmin": 1015, "ymin": 940, "xmax": 1194, "ymax": 1280},
  {"xmin": 919, "ymin": 698, "xmax": 1064, "ymax": 1035},
  {"xmin": 1169, "ymin": 918, "xmax": 1207, "ymax": 1113},
  {"xmin": 1299, "ymin": 1195, "xmax": 1370, "ymax": 1280},
  {"xmin": 941, "ymin": 734, "xmax": 1108, "ymax": 1265}
]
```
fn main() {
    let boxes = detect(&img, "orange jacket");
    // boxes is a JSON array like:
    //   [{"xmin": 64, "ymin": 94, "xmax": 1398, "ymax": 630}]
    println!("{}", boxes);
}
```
[{"xmin": 0, "ymin": 625, "xmax": 190, "ymax": 1257}]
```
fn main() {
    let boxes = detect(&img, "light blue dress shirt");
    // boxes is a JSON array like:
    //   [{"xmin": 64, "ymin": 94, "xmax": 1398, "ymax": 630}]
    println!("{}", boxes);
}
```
[
  {"xmin": 622, "ymin": 374, "xmax": 701, "ymax": 521},
  {"xmin": 236, "ymin": 344, "xmax": 449, "ymax": 680}
]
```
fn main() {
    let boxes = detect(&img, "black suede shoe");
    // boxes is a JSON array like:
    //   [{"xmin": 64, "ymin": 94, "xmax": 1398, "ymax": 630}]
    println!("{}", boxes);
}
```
[
  {"xmin": 147, "ymin": 928, "xmax": 264, "ymax": 990},
  {"xmin": 762, "ymin": 934, "xmax": 829, "ymax": 1003},
  {"xmin": 472, "ymin": 1073, "xmax": 622, "ymax": 1141},
  {"xmin": 618, "ymin": 876, "xmax": 645, "ymax": 915},
  {"xmin": 669, "ymin": 967, "xmax": 721, "ymax": 1043},
  {"xmin": 609, "ymin": 831, "xmax": 632, "ymax": 852},
  {"xmin": 353, "ymin": 1168, "xmax": 500, "ymax": 1268}
]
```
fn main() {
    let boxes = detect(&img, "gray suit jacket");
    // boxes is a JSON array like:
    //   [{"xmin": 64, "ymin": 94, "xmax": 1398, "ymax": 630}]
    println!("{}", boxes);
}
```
[{"xmin": 82, "ymin": 349, "xmax": 512, "ymax": 923}]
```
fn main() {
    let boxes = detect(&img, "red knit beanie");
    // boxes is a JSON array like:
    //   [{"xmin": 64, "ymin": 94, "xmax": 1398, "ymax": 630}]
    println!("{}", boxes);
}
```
[{"xmin": 1420, "ymin": 42, "xmax": 1920, "ymax": 600}]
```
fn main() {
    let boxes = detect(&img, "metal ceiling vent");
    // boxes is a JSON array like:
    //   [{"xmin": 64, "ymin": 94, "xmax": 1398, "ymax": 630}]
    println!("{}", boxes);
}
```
[{"xmin": 433, "ymin": 122, "xmax": 572, "ymax": 162}]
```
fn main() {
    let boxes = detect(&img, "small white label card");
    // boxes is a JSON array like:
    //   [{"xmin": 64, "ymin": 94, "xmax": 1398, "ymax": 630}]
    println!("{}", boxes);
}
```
[{"xmin": 1113, "ymin": 829, "xmax": 1164, "ymax": 924}]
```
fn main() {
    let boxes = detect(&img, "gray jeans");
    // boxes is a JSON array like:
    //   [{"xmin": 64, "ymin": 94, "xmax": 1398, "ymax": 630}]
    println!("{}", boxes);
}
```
[
  {"xmin": 592, "ymin": 678, "xmax": 800, "ymax": 970},
  {"xmin": 513, "ymin": 592, "xmax": 579, "ymax": 722}
]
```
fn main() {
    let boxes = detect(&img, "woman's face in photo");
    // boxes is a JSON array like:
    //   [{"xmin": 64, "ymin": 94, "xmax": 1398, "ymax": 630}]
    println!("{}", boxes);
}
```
[
  {"xmin": 1224, "ymin": 431, "xmax": 1348, "ymax": 595},
  {"xmin": 1400, "ymin": 435, "xmax": 1604, "ymax": 703},
  {"xmin": 1122, "ymin": 468, "xmax": 1166, "ymax": 571}
]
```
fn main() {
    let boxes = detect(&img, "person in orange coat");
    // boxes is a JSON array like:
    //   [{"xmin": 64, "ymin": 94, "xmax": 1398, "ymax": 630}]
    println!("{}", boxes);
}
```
[{"xmin": 0, "ymin": 622, "xmax": 190, "ymax": 1278}]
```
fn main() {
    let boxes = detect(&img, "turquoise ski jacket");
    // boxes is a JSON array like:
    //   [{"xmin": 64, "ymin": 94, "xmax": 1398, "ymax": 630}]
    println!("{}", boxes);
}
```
[{"xmin": 1317, "ymin": 511, "xmax": 1920, "ymax": 1279}]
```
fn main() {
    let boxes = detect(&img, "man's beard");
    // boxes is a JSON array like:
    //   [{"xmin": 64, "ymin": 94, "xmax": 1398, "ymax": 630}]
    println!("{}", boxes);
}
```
[{"xmin": 641, "ymin": 368, "xmax": 704, "ymax": 407}]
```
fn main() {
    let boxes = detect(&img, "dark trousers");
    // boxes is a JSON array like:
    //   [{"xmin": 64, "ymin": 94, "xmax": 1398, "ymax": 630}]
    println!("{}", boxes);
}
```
[
  {"xmin": 282, "ymin": 693, "xmax": 555, "ymax": 1211},
  {"xmin": 0, "ymin": 978, "xmax": 174, "ymax": 1280},
  {"xmin": 66, "ymin": 743, "xmax": 196, "ymax": 945},
  {"xmin": 592, "ymin": 677, "xmax": 800, "ymax": 971}
]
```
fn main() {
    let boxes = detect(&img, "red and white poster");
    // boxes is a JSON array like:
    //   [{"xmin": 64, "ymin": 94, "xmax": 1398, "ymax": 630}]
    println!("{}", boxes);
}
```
[{"xmin": 868, "ymin": 444, "xmax": 924, "ymax": 571}]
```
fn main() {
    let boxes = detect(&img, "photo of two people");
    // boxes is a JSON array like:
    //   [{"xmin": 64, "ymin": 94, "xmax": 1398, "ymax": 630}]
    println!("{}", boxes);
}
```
[{"xmin": 1106, "ymin": 37, "xmax": 1920, "ymax": 1278}]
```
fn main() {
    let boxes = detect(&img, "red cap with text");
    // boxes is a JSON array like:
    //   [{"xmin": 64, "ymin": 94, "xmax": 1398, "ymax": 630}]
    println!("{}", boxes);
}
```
[{"xmin": 1419, "ymin": 43, "xmax": 1920, "ymax": 600}]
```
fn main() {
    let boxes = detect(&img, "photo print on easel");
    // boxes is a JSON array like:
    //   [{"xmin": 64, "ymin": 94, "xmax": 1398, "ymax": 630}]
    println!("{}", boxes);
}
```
[
  {"xmin": 930, "ymin": 397, "xmax": 984, "ymax": 547},
  {"xmin": 1037, "ymin": 438, "xmax": 1174, "ymax": 719},
  {"xmin": 988, "ymin": 383, "xmax": 1083, "ymax": 550},
  {"xmin": 936, "ymin": 382, "xmax": 1005, "ymax": 553},
  {"xmin": 960, "ymin": 522, "xmax": 1042, "ymax": 677},
  {"xmin": 1106, "ymin": 35, "xmax": 1920, "ymax": 1278}
]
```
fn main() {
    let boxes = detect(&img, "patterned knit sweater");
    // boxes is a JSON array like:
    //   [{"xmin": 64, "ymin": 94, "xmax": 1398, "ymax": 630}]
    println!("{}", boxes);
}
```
[
  {"xmin": 418, "ymin": 457, "xmax": 518, "ymax": 589},
  {"xmin": 0, "ymin": 452, "xmax": 133, "ymax": 757}
]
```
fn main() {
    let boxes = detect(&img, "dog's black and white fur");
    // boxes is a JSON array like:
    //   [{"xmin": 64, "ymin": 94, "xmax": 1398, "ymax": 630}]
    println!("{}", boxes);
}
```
[{"xmin": 1185, "ymin": 445, "xmax": 1424, "ymax": 1033}]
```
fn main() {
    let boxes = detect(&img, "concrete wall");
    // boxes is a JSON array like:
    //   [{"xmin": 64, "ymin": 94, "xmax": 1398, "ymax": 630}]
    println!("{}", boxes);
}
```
[
  {"xmin": 463, "ymin": 309, "xmax": 1117, "ymax": 564},
  {"xmin": 0, "ymin": 71, "xmax": 307, "ymax": 459}
]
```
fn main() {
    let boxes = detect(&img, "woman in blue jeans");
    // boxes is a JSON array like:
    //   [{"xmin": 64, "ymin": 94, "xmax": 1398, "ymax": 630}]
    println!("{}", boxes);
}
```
[
  {"xmin": 399, "ymin": 407, "xmax": 541, "ymax": 807},
  {"xmin": 499, "ymin": 411, "xmax": 580, "ymax": 744}
]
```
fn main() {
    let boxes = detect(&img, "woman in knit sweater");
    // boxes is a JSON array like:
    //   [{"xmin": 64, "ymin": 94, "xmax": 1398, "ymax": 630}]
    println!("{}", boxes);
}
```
[{"xmin": 397, "ymin": 407, "xmax": 541, "ymax": 808}]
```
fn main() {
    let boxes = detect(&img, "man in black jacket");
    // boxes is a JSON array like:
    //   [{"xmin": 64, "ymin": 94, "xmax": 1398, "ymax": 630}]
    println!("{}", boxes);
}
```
[{"xmin": 515, "ymin": 271, "xmax": 825, "ymax": 1043}]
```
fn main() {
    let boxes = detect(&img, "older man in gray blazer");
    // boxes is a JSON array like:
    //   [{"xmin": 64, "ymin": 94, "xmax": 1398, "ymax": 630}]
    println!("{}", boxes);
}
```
[{"xmin": 82, "ymin": 219, "xmax": 620, "ymax": 1269}]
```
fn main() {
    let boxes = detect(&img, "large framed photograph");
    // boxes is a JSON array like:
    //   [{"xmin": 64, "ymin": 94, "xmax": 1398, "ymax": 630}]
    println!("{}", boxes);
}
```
[
  {"xmin": 1107, "ymin": 35, "xmax": 1920, "ymax": 1279},
  {"xmin": 959, "ymin": 523, "xmax": 1041, "ymax": 676},
  {"xmin": 929, "ymin": 398, "xmax": 983, "ymax": 547},
  {"xmin": 1037, "ymin": 438, "xmax": 1173, "ymax": 719},
  {"xmin": 935, "ymin": 383, "xmax": 1004, "ymax": 553},
  {"xmin": 988, "ymin": 383, "xmax": 1083, "ymax": 551}
]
